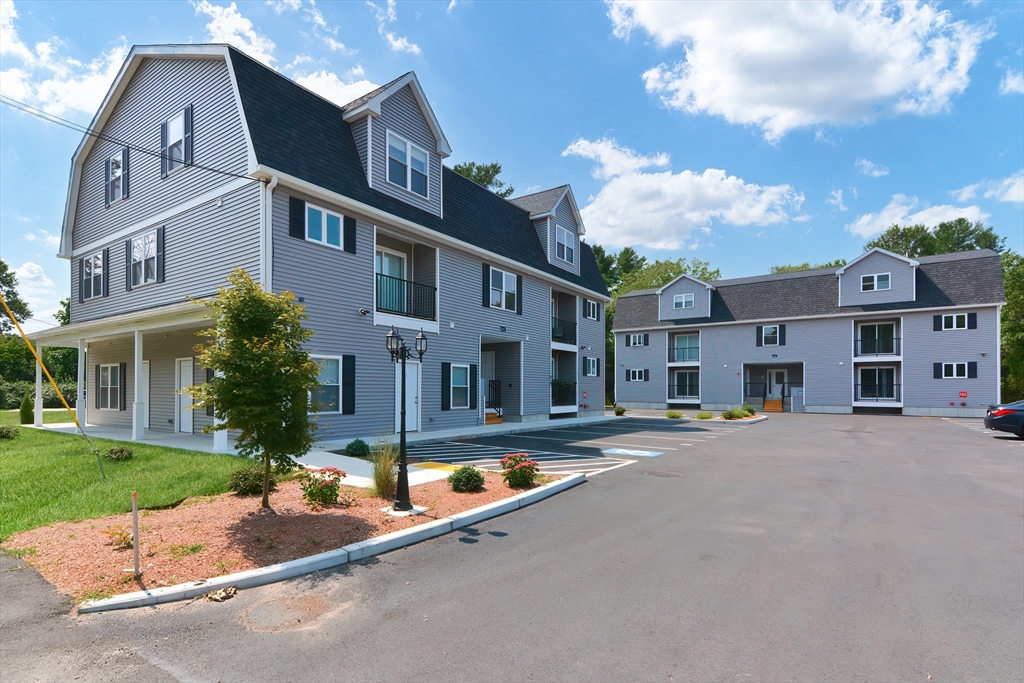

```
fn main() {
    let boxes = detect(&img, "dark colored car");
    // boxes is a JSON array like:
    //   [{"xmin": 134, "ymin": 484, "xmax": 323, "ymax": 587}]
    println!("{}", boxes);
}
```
[{"xmin": 984, "ymin": 400, "xmax": 1024, "ymax": 438}]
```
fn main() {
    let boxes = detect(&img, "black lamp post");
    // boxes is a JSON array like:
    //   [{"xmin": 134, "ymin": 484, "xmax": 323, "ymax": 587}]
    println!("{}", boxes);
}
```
[{"xmin": 385, "ymin": 326, "xmax": 428, "ymax": 512}]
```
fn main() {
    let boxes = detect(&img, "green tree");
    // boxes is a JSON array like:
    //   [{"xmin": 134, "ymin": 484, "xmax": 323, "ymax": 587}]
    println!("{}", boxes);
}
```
[
  {"xmin": 590, "ymin": 244, "xmax": 618, "ymax": 290},
  {"xmin": 616, "ymin": 257, "xmax": 721, "ymax": 298},
  {"xmin": 0, "ymin": 259, "xmax": 31, "ymax": 333},
  {"xmin": 54, "ymin": 297, "xmax": 70, "ymax": 326},
  {"xmin": 0, "ymin": 333, "xmax": 35, "ymax": 381},
  {"xmin": 188, "ymin": 270, "xmax": 322, "ymax": 508},
  {"xmin": 864, "ymin": 218, "xmax": 1006, "ymax": 257},
  {"xmin": 770, "ymin": 259, "xmax": 847, "ymax": 274},
  {"xmin": 43, "ymin": 300, "xmax": 77, "ymax": 382},
  {"xmin": 615, "ymin": 247, "xmax": 647, "ymax": 281},
  {"xmin": 863, "ymin": 224, "xmax": 936, "ymax": 257},
  {"xmin": 452, "ymin": 161, "xmax": 514, "ymax": 198},
  {"xmin": 1001, "ymin": 251, "xmax": 1024, "ymax": 403}
]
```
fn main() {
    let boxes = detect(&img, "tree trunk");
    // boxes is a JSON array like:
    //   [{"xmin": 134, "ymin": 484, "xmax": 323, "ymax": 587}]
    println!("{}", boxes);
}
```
[{"xmin": 261, "ymin": 452, "xmax": 271, "ymax": 509}]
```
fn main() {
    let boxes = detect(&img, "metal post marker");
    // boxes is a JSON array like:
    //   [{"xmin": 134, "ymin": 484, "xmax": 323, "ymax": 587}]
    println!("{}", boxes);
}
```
[{"xmin": 132, "ymin": 491, "xmax": 140, "ymax": 579}]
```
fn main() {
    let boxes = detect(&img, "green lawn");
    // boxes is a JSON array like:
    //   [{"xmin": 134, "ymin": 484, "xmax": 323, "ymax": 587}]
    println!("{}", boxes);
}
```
[
  {"xmin": 0, "ymin": 423, "xmax": 245, "ymax": 541},
  {"xmin": 0, "ymin": 409, "xmax": 73, "ymax": 426}
]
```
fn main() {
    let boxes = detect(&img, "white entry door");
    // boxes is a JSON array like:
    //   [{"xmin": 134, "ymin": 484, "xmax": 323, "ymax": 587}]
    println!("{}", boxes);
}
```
[
  {"xmin": 140, "ymin": 360, "xmax": 150, "ymax": 429},
  {"xmin": 481, "ymin": 351, "xmax": 495, "ymax": 406},
  {"xmin": 395, "ymin": 362, "xmax": 420, "ymax": 432},
  {"xmin": 767, "ymin": 368, "xmax": 788, "ymax": 398},
  {"xmin": 176, "ymin": 358, "xmax": 193, "ymax": 433}
]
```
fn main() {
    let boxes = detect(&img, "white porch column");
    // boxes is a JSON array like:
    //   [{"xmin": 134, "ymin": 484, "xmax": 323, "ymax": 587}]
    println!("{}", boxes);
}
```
[
  {"xmin": 212, "ymin": 370, "xmax": 229, "ymax": 452},
  {"xmin": 132, "ymin": 330, "xmax": 145, "ymax": 441},
  {"xmin": 34, "ymin": 343, "xmax": 43, "ymax": 427},
  {"xmin": 76, "ymin": 340, "xmax": 86, "ymax": 432}
]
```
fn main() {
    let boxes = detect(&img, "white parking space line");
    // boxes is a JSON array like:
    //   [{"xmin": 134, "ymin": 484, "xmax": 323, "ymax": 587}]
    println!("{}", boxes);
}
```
[
  {"xmin": 548, "ymin": 428, "xmax": 704, "ymax": 442},
  {"xmin": 498, "ymin": 433, "xmax": 684, "ymax": 450}
]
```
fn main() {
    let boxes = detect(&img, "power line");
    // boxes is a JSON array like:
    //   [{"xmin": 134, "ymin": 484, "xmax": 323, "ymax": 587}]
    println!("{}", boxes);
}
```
[{"xmin": 0, "ymin": 95, "xmax": 257, "ymax": 183}]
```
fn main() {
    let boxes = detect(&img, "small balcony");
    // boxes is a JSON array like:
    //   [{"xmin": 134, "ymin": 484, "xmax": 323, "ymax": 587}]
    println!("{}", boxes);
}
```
[
  {"xmin": 376, "ymin": 273, "xmax": 436, "ymax": 321},
  {"xmin": 551, "ymin": 317, "xmax": 577, "ymax": 345},
  {"xmin": 854, "ymin": 337, "xmax": 901, "ymax": 356},
  {"xmin": 668, "ymin": 347, "xmax": 699, "ymax": 362},
  {"xmin": 551, "ymin": 380, "xmax": 577, "ymax": 407},
  {"xmin": 667, "ymin": 383, "xmax": 699, "ymax": 401},
  {"xmin": 855, "ymin": 383, "xmax": 901, "ymax": 402}
]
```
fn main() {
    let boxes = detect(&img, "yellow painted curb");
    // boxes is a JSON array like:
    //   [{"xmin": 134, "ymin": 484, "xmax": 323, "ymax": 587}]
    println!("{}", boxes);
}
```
[{"xmin": 414, "ymin": 461, "xmax": 462, "ymax": 473}]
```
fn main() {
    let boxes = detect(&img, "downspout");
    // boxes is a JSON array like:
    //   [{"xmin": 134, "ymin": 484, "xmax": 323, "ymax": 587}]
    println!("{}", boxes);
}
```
[{"xmin": 263, "ymin": 176, "xmax": 279, "ymax": 292}]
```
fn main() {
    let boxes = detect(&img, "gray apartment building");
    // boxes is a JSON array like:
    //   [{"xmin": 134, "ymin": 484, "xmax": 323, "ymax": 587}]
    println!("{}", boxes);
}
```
[
  {"xmin": 31, "ymin": 44, "xmax": 609, "ymax": 449},
  {"xmin": 613, "ymin": 248, "xmax": 1005, "ymax": 417}
]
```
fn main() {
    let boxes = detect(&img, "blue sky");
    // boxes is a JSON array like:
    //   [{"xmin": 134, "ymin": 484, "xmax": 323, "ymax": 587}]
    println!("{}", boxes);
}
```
[{"xmin": 1, "ymin": 0, "xmax": 1022, "ymax": 332}]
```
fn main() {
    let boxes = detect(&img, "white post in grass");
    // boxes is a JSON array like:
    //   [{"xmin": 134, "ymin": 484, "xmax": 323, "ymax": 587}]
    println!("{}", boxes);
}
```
[
  {"xmin": 34, "ymin": 343, "xmax": 43, "ymax": 427},
  {"xmin": 132, "ymin": 491, "xmax": 140, "ymax": 579}
]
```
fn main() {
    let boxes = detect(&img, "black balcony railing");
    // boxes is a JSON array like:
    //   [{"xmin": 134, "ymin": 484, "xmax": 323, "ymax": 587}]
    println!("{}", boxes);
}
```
[
  {"xmin": 551, "ymin": 317, "xmax": 577, "ymax": 345},
  {"xmin": 376, "ymin": 273, "xmax": 436, "ymax": 320},
  {"xmin": 744, "ymin": 382, "xmax": 767, "ymax": 400},
  {"xmin": 855, "ymin": 337, "xmax": 901, "ymax": 356},
  {"xmin": 744, "ymin": 382, "xmax": 803, "ymax": 400},
  {"xmin": 668, "ymin": 383, "xmax": 700, "ymax": 400},
  {"xmin": 668, "ymin": 347, "xmax": 700, "ymax": 362},
  {"xmin": 551, "ymin": 380, "xmax": 577, "ymax": 406},
  {"xmin": 855, "ymin": 383, "xmax": 901, "ymax": 401},
  {"xmin": 487, "ymin": 379, "xmax": 502, "ymax": 415}
]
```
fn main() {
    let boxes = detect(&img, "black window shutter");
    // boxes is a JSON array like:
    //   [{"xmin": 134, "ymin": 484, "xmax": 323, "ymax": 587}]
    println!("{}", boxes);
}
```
[
  {"xmin": 625, "ymin": 369, "xmax": 631, "ymax": 382},
  {"xmin": 160, "ymin": 121, "xmax": 168, "ymax": 178},
  {"xmin": 119, "ymin": 362, "xmax": 127, "ymax": 411},
  {"xmin": 779, "ymin": 324, "xmax": 786, "ymax": 346},
  {"xmin": 78, "ymin": 259, "xmax": 84, "ymax": 303},
  {"xmin": 183, "ymin": 104, "xmax": 193, "ymax": 165},
  {"xmin": 583, "ymin": 299, "xmax": 589, "ymax": 318},
  {"xmin": 102, "ymin": 248, "xmax": 109, "ymax": 297},
  {"xmin": 626, "ymin": 335, "xmax": 632, "ymax": 347},
  {"xmin": 470, "ymin": 364, "xmax": 478, "ymax": 410},
  {"xmin": 343, "ymin": 216, "xmax": 356, "ymax": 254},
  {"xmin": 156, "ymin": 226, "xmax": 165, "ymax": 283},
  {"xmin": 597, "ymin": 303, "xmax": 601, "ymax": 322},
  {"xmin": 104, "ymin": 157, "xmax": 111, "ymax": 208},
  {"xmin": 756, "ymin": 326, "xmax": 763, "ymax": 346},
  {"xmin": 933, "ymin": 315, "xmax": 942, "ymax": 331},
  {"xmin": 288, "ymin": 196, "xmax": 305, "ymax": 239},
  {"xmin": 341, "ymin": 355, "xmax": 356, "ymax": 414},
  {"xmin": 581, "ymin": 355, "xmax": 587, "ymax": 375},
  {"xmin": 482, "ymin": 264, "xmax": 491, "ymax": 308},
  {"xmin": 967, "ymin": 312, "xmax": 977, "ymax": 329},
  {"xmin": 441, "ymin": 362, "xmax": 451, "ymax": 411},
  {"xmin": 644, "ymin": 369, "xmax": 650, "ymax": 382},
  {"xmin": 125, "ymin": 239, "xmax": 133, "ymax": 291},
  {"xmin": 596, "ymin": 359, "xmax": 600, "ymax": 377},
  {"xmin": 967, "ymin": 361, "xmax": 978, "ymax": 379},
  {"xmin": 205, "ymin": 368, "xmax": 215, "ymax": 417},
  {"xmin": 643, "ymin": 333, "xmax": 649, "ymax": 346},
  {"xmin": 516, "ymin": 275, "xmax": 523, "ymax": 315},
  {"xmin": 121, "ymin": 148, "xmax": 129, "ymax": 199},
  {"xmin": 933, "ymin": 363, "xmax": 942, "ymax": 379},
  {"xmin": 95, "ymin": 365, "xmax": 101, "ymax": 409}
]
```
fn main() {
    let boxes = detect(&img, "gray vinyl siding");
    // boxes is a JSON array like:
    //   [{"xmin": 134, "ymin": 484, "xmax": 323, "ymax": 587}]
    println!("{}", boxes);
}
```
[
  {"xmin": 84, "ymin": 337, "xmax": 134, "ymax": 429},
  {"xmin": 615, "ymin": 330, "xmax": 668, "ymax": 405},
  {"xmin": 840, "ymin": 252, "xmax": 915, "ymax": 306},
  {"xmin": 902, "ymin": 307, "xmax": 999, "ymax": 409},
  {"xmin": 72, "ymin": 56, "xmax": 249, "ymax": 250},
  {"xmin": 371, "ymin": 85, "xmax": 443, "ymax": 217},
  {"xmin": 533, "ymin": 218, "xmax": 550, "ymax": 262},
  {"xmin": 70, "ymin": 181, "xmax": 261, "ymax": 324},
  {"xmin": 549, "ymin": 198, "xmax": 580, "ymax": 276},
  {"xmin": 659, "ymin": 278, "xmax": 710, "ymax": 321},
  {"xmin": 578, "ymin": 300, "xmax": 604, "ymax": 409},
  {"xmin": 140, "ymin": 329, "xmax": 205, "ymax": 434},
  {"xmin": 483, "ymin": 342, "xmax": 522, "ymax": 417},
  {"xmin": 349, "ymin": 116, "xmax": 369, "ymax": 179},
  {"xmin": 412, "ymin": 243, "xmax": 436, "ymax": 286}
]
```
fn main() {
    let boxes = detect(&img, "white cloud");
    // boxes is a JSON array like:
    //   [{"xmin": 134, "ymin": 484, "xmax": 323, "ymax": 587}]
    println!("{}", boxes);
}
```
[
  {"xmin": 295, "ymin": 70, "xmax": 378, "ymax": 107},
  {"xmin": 826, "ymin": 189, "xmax": 847, "ymax": 212},
  {"xmin": 193, "ymin": 0, "xmax": 276, "ymax": 66},
  {"xmin": 11, "ymin": 261, "xmax": 60, "ymax": 330},
  {"xmin": 950, "ymin": 182, "xmax": 979, "ymax": 202},
  {"xmin": 845, "ymin": 194, "xmax": 988, "ymax": 238},
  {"xmin": 447, "ymin": 0, "xmax": 457, "ymax": 13},
  {"xmin": 984, "ymin": 171, "xmax": 1024, "ymax": 204},
  {"xmin": 266, "ymin": 0, "xmax": 301, "ymax": 12},
  {"xmin": 609, "ymin": 1, "xmax": 990, "ymax": 141},
  {"xmin": 563, "ymin": 137, "xmax": 804, "ymax": 249},
  {"xmin": 855, "ymin": 158, "xmax": 890, "ymax": 177},
  {"xmin": 367, "ymin": 0, "xmax": 421, "ymax": 54},
  {"xmin": 23, "ymin": 229, "xmax": 61, "ymax": 248},
  {"xmin": 1000, "ymin": 70, "xmax": 1024, "ymax": 95},
  {"xmin": 348, "ymin": 64, "xmax": 365, "ymax": 78}
]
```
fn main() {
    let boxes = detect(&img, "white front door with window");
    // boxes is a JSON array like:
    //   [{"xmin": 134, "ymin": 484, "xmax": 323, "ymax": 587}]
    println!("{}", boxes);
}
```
[
  {"xmin": 768, "ymin": 369, "xmax": 788, "ymax": 398},
  {"xmin": 176, "ymin": 358, "xmax": 193, "ymax": 433},
  {"xmin": 481, "ymin": 351, "xmax": 495, "ymax": 405},
  {"xmin": 395, "ymin": 362, "xmax": 420, "ymax": 432}
]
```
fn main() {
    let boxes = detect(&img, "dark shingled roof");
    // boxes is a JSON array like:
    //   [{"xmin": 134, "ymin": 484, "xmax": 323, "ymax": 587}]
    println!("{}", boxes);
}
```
[
  {"xmin": 226, "ymin": 48, "xmax": 608, "ymax": 297},
  {"xmin": 613, "ymin": 249, "xmax": 1004, "ymax": 331},
  {"xmin": 339, "ymin": 72, "xmax": 410, "ymax": 113},
  {"xmin": 509, "ymin": 185, "xmax": 568, "ymax": 216}
]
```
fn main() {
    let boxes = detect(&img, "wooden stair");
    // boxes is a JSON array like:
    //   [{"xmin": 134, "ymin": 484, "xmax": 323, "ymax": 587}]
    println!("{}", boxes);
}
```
[
  {"xmin": 763, "ymin": 399, "xmax": 783, "ymax": 413},
  {"xmin": 485, "ymin": 410, "xmax": 503, "ymax": 425}
]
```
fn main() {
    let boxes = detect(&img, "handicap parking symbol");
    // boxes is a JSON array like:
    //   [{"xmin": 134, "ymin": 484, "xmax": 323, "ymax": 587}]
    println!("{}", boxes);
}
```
[{"xmin": 602, "ymin": 448, "xmax": 664, "ymax": 457}]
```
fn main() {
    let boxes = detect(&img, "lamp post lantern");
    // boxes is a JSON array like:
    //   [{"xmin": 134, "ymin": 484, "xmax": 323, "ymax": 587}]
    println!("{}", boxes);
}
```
[{"xmin": 385, "ymin": 326, "xmax": 427, "ymax": 512}]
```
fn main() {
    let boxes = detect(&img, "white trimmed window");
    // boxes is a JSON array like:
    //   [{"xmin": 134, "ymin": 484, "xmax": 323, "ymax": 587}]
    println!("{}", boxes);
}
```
[
  {"xmin": 82, "ymin": 252, "xmax": 103, "ymax": 300},
  {"xmin": 311, "ymin": 357, "xmax": 341, "ymax": 413},
  {"xmin": 674, "ymin": 293, "xmax": 694, "ymax": 309},
  {"xmin": 451, "ymin": 364, "xmax": 470, "ymax": 408},
  {"xmin": 585, "ymin": 299, "xmax": 598, "ymax": 320},
  {"xmin": 306, "ymin": 203, "xmax": 344, "ymax": 249},
  {"xmin": 762, "ymin": 325, "xmax": 779, "ymax": 346},
  {"xmin": 99, "ymin": 364, "xmax": 120, "ymax": 411},
  {"xmin": 131, "ymin": 230, "xmax": 157, "ymax": 287},
  {"xmin": 166, "ymin": 111, "xmax": 185, "ymax": 172},
  {"xmin": 943, "ymin": 314, "xmax": 967, "ymax": 330},
  {"xmin": 387, "ymin": 132, "xmax": 429, "ymax": 198},
  {"xmin": 629, "ymin": 369, "xmax": 647, "ymax": 382},
  {"xmin": 490, "ymin": 267, "xmax": 517, "ymax": 311},
  {"xmin": 555, "ymin": 226, "xmax": 574, "ymax": 264},
  {"xmin": 942, "ymin": 362, "xmax": 967, "ymax": 378},
  {"xmin": 861, "ymin": 273, "xmax": 891, "ymax": 292},
  {"xmin": 585, "ymin": 357, "xmax": 599, "ymax": 376},
  {"xmin": 628, "ymin": 333, "xmax": 647, "ymax": 346},
  {"xmin": 108, "ymin": 149, "xmax": 126, "ymax": 203}
]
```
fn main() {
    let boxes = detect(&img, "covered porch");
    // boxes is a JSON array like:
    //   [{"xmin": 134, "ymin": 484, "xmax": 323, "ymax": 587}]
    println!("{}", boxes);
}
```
[{"xmin": 743, "ymin": 362, "xmax": 804, "ymax": 412}]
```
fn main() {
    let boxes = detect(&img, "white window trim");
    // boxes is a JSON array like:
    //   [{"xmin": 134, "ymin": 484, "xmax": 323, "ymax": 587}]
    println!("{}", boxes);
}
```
[
  {"xmin": 489, "ymin": 266, "xmax": 517, "ymax": 312},
  {"xmin": 164, "ymin": 110, "xmax": 186, "ymax": 176},
  {"xmin": 762, "ymin": 325, "xmax": 780, "ymax": 346},
  {"xmin": 108, "ymin": 149, "xmax": 126, "ymax": 204},
  {"xmin": 672, "ymin": 333, "xmax": 700, "ymax": 362},
  {"xmin": 82, "ymin": 251, "xmax": 103, "ymax": 300},
  {"xmin": 942, "ymin": 362, "xmax": 968, "ymax": 379},
  {"xmin": 673, "ymin": 293, "xmax": 694, "ymax": 309},
  {"xmin": 375, "ymin": 245, "xmax": 408, "ymax": 279},
  {"xmin": 99, "ymin": 363, "xmax": 120, "ymax": 411},
  {"xmin": 305, "ymin": 202, "xmax": 346, "ymax": 250},
  {"xmin": 861, "ymin": 272, "xmax": 891, "ymax": 292},
  {"xmin": 555, "ymin": 225, "xmax": 574, "ymax": 264},
  {"xmin": 450, "ymin": 363, "xmax": 470, "ymax": 409},
  {"xmin": 386, "ymin": 130, "xmax": 430, "ymax": 200},
  {"xmin": 585, "ymin": 300, "xmax": 598, "ymax": 320},
  {"xmin": 309, "ymin": 355, "xmax": 342, "ymax": 414},
  {"xmin": 628, "ymin": 333, "xmax": 646, "ymax": 347},
  {"xmin": 942, "ymin": 313, "xmax": 968, "ymax": 330},
  {"xmin": 585, "ymin": 357, "xmax": 598, "ymax": 377},
  {"xmin": 130, "ymin": 230, "xmax": 158, "ymax": 288},
  {"xmin": 629, "ymin": 369, "xmax": 646, "ymax": 382},
  {"xmin": 673, "ymin": 369, "xmax": 700, "ymax": 398}
]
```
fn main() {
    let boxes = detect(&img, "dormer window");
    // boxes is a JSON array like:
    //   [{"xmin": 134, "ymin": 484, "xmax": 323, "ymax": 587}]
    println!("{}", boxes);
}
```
[
  {"xmin": 674, "ymin": 293, "xmax": 694, "ymax": 309},
  {"xmin": 555, "ymin": 226, "xmax": 574, "ymax": 264},
  {"xmin": 387, "ymin": 132, "xmax": 429, "ymax": 198},
  {"xmin": 861, "ymin": 273, "xmax": 891, "ymax": 292}
]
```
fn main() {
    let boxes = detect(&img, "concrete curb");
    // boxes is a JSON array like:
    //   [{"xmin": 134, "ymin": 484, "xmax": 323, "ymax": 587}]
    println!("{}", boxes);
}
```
[{"xmin": 77, "ymin": 473, "xmax": 586, "ymax": 614}]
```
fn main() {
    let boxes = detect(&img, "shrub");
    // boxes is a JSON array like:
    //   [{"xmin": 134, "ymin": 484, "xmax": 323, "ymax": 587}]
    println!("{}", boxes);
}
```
[
  {"xmin": 500, "ymin": 452, "xmax": 539, "ymax": 488},
  {"xmin": 104, "ymin": 446, "xmax": 134, "ymax": 461},
  {"xmin": 665, "ymin": 410, "xmax": 682, "ymax": 419},
  {"xmin": 722, "ymin": 409, "xmax": 745, "ymax": 420},
  {"xmin": 300, "ymin": 467, "xmax": 346, "ymax": 506},
  {"xmin": 614, "ymin": 406, "xmax": 626, "ymax": 416},
  {"xmin": 696, "ymin": 411, "xmax": 713, "ymax": 420},
  {"xmin": 371, "ymin": 437, "xmax": 398, "ymax": 500},
  {"xmin": 103, "ymin": 525, "xmax": 133, "ymax": 550},
  {"xmin": 448, "ymin": 465, "xmax": 485, "ymax": 493},
  {"xmin": 345, "ymin": 438, "xmax": 370, "ymax": 458},
  {"xmin": 19, "ymin": 392, "xmax": 32, "ymax": 424},
  {"xmin": 229, "ymin": 462, "xmax": 276, "ymax": 496},
  {"xmin": 0, "ymin": 380, "xmax": 77, "ymax": 410},
  {"xmin": 0, "ymin": 425, "xmax": 18, "ymax": 439},
  {"xmin": 741, "ymin": 404, "xmax": 756, "ymax": 416}
]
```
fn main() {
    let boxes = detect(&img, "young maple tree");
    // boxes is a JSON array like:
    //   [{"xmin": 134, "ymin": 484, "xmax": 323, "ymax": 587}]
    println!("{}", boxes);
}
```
[{"xmin": 189, "ymin": 269, "xmax": 321, "ymax": 508}]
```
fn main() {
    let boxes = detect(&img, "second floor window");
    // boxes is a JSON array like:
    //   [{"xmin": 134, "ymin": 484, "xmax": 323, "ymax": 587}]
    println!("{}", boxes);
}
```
[
  {"xmin": 762, "ymin": 325, "xmax": 779, "ymax": 346},
  {"xmin": 628, "ymin": 369, "xmax": 648, "ymax": 382},
  {"xmin": 490, "ymin": 267, "xmax": 517, "ymax": 311},
  {"xmin": 131, "ymin": 230, "xmax": 158, "ymax": 287},
  {"xmin": 307, "ymin": 204, "xmax": 344, "ymax": 249},
  {"xmin": 861, "ymin": 273, "xmax": 891, "ymax": 292},
  {"xmin": 943, "ymin": 362, "xmax": 967, "ymax": 378},
  {"xmin": 387, "ymin": 132, "xmax": 429, "ymax": 198},
  {"xmin": 627, "ymin": 333, "xmax": 649, "ymax": 347},
  {"xmin": 943, "ymin": 313, "xmax": 967, "ymax": 330},
  {"xmin": 674, "ymin": 293, "xmax": 694, "ymax": 309},
  {"xmin": 673, "ymin": 333, "xmax": 699, "ymax": 361},
  {"xmin": 585, "ymin": 357, "xmax": 599, "ymax": 376},
  {"xmin": 585, "ymin": 299, "xmax": 598, "ymax": 320},
  {"xmin": 555, "ymin": 226, "xmax": 574, "ymax": 264},
  {"xmin": 82, "ymin": 252, "xmax": 103, "ymax": 300}
]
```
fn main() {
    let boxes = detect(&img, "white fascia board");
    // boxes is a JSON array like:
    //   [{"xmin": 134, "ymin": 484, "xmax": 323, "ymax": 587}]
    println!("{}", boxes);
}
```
[
  {"xmin": 342, "ymin": 72, "xmax": 452, "ymax": 158},
  {"xmin": 523, "ymin": 187, "xmax": 586, "ymax": 235},
  {"xmin": 30, "ymin": 301, "xmax": 207, "ymax": 347},
  {"xmin": 835, "ymin": 247, "xmax": 919, "ymax": 274},
  {"xmin": 655, "ymin": 273, "xmax": 716, "ymax": 294},
  {"xmin": 255, "ymin": 165, "xmax": 610, "ymax": 303}
]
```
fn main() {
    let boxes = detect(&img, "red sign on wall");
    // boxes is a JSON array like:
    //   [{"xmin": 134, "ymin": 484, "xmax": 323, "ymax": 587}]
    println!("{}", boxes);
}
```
[
  {"xmin": 582, "ymin": 391, "xmax": 588, "ymax": 399},
  {"xmin": 959, "ymin": 391, "xmax": 968, "ymax": 398}
]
